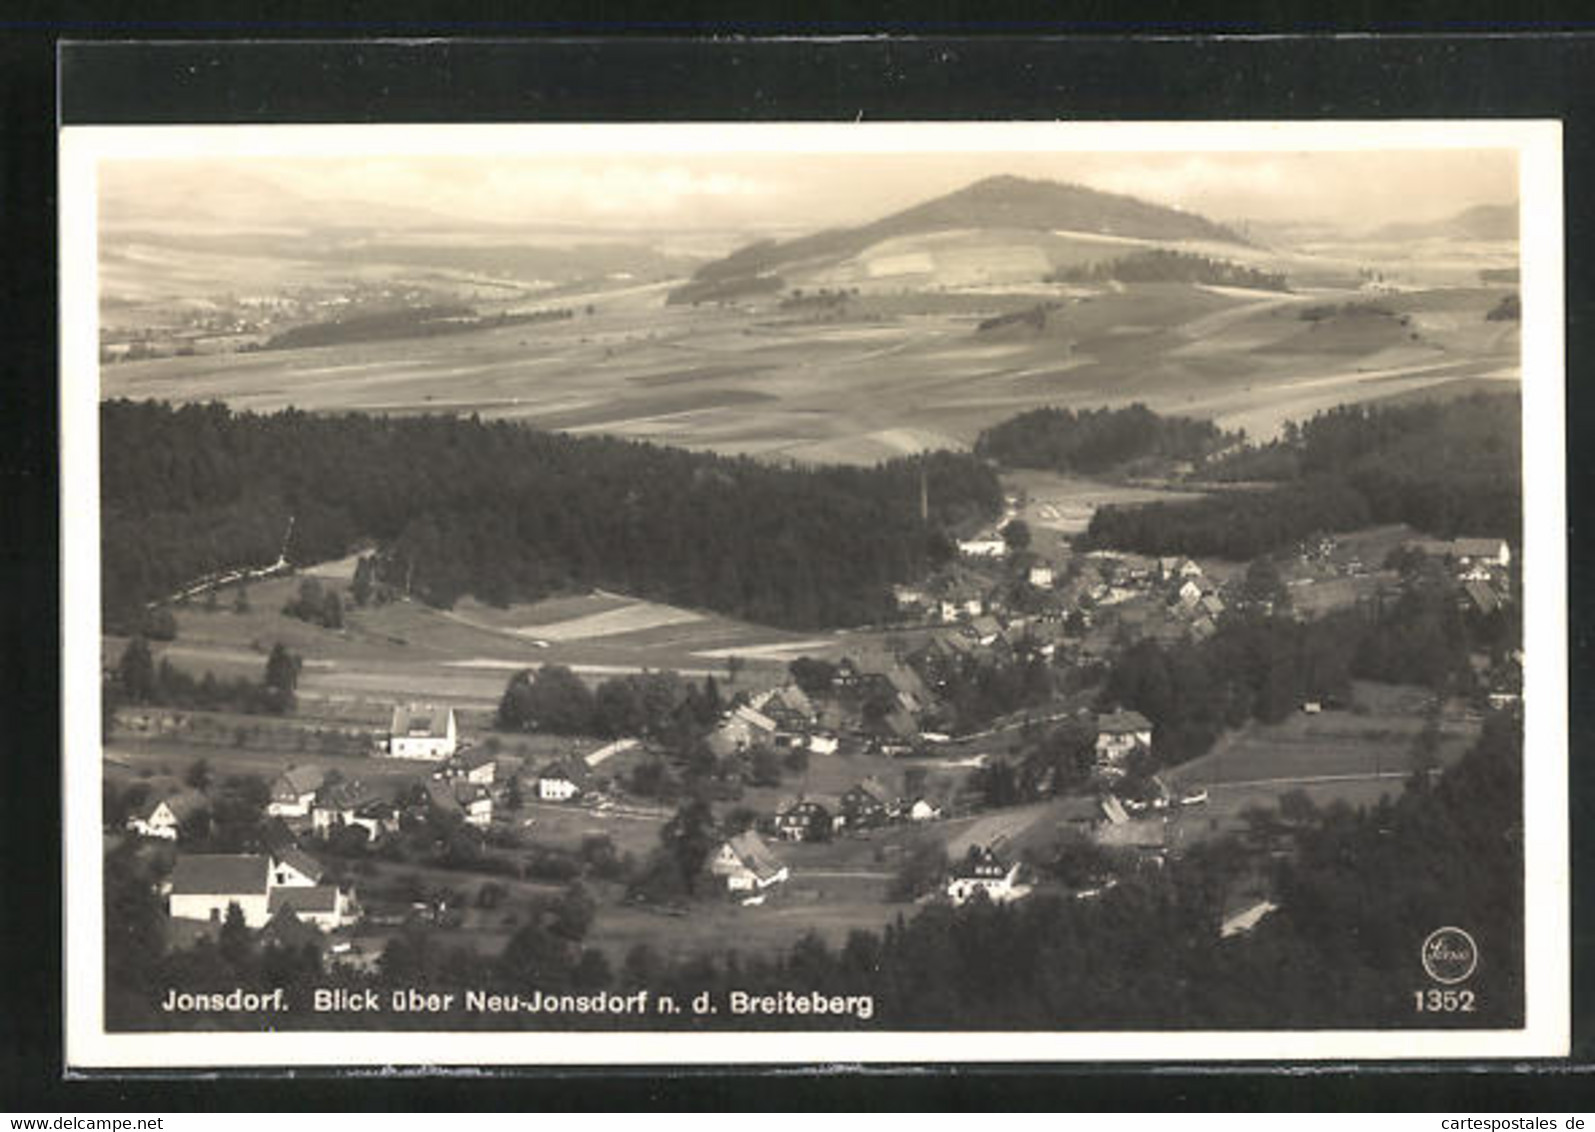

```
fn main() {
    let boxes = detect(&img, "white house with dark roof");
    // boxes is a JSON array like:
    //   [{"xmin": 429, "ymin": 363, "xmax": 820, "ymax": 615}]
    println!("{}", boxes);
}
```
[
  {"xmin": 441, "ymin": 746, "xmax": 497, "ymax": 785},
  {"xmin": 387, "ymin": 703, "xmax": 458, "ymax": 760},
  {"xmin": 270, "ymin": 846, "xmax": 326, "ymax": 889},
  {"xmin": 1095, "ymin": 709, "xmax": 1154, "ymax": 773},
  {"xmin": 709, "ymin": 831, "xmax": 789, "ymax": 893},
  {"xmin": 311, "ymin": 779, "xmax": 377, "ymax": 836},
  {"xmin": 946, "ymin": 846, "xmax": 1030, "ymax": 906},
  {"xmin": 169, "ymin": 851, "xmax": 357, "ymax": 931},
  {"xmin": 126, "ymin": 790, "xmax": 207, "ymax": 841},
  {"xmin": 168, "ymin": 854, "xmax": 274, "ymax": 927},
  {"xmin": 268, "ymin": 765, "xmax": 326, "ymax": 818},
  {"xmin": 536, "ymin": 757, "xmax": 590, "ymax": 802}
]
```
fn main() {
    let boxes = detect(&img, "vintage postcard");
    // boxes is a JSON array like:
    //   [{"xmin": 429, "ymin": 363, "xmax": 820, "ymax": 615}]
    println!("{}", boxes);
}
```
[{"xmin": 60, "ymin": 120, "xmax": 1568, "ymax": 1067}]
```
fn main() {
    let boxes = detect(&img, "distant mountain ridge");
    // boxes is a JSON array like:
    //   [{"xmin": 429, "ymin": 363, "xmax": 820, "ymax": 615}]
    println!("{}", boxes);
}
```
[
  {"xmin": 1368, "ymin": 202, "xmax": 1518, "ymax": 243},
  {"xmin": 670, "ymin": 174, "xmax": 1249, "ymax": 303}
]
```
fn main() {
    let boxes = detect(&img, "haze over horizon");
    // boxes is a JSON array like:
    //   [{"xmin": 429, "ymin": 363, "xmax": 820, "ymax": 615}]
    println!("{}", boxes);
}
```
[{"xmin": 100, "ymin": 148, "xmax": 1519, "ymax": 239}]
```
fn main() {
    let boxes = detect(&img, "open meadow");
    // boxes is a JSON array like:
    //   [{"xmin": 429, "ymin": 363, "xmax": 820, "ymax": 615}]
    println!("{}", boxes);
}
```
[{"xmin": 115, "ymin": 564, "xmax": 844, "ymax": 723}]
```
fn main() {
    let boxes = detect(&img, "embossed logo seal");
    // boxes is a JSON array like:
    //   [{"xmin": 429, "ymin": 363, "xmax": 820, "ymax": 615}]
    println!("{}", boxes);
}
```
[{"xmin": 1421, "ymin": 927, "xmax": 1479, "ymax": 984}]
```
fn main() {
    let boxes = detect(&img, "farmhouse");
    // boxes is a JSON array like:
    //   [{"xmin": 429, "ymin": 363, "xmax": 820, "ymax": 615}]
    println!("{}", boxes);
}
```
[
  {"xmin": 125, "ymin": 789, "xmax": 207, "ymax": 841},
  {"xmin": 267, "ymin": 765, "xmax": 325, "ymax": 818},
  {"xmin": 772, "ymin": 796, "xmax": 839, "ymax": 842},
  {"xmin": 945, "ymin": 846, "xmax": 1030, "ymax": 906},
  {"xmin": 750, "ymin": 683, "xmax": 816, "ymax": 724},
  {"xmin": 387, "ymin": 703, "xmax": 458, "ymax": 760},
  {"xmin": 168, "ymin": 854, "xmax": 273, "ymax": 927},
  {"xmin": 709, "ymin": 831, "xmax": 789, "ymax": 893},
  {"xmin": 441, "ymin": 746, "xmax": 497, "ymax": 786},
  {"xmin": 1094, "ymin": 709, "xmax": 1154, "ymax": 773},
  {"xmin": 907, "ymin": 797, "xmax": 943, "ymax": 823},
  {"xmin": 841, "ymin": 777, "xmax": 897, "ymax": 828},
  {"xmin": 1028, "ymin": 565, "xmax": 1055, "ymax": 590},
  {"xmin": 536, "ymin": 758, "xmax": 591, "ymax": 802},
  {"xmin": 708, "ymin": 704, "xmax": 778, "ymax": 757},
  {"xmin": 312, "ymin": 780, "xmax": 365, "ymax": 836}
]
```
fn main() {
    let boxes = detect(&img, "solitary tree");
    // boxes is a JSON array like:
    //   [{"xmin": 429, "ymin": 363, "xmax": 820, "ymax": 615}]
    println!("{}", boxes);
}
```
[
  {"xmin": 263, "ymin": 643, "xmax": 301, "ymax": 713},
  {"xmin": 117, "ymin": 637, "xmax": 157, "ymax": 703},
  {"xmin": 1001, "ymin": 519, "xmax": 1033, "ymax": 554},
  {"xmin": 661, "ymin": 797, "xmax": 718, "ymax": 895},
  {"xmin": 184, "ymin": 758, "xmax": 212, "ymax": 792},
  {"xmin": 218, "ymin": 901, "xmax": 253, "ymax": 970}
]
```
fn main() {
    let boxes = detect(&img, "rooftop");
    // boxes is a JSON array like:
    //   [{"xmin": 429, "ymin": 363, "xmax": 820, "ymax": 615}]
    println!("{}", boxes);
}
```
[
  {"xmin": 1097, "ymin": 709, "xmax": 1154, "ymax": 734},
  {"xmin": 268, "ymin": 885, "xmax": 342, "ymax": 915},
  {"xmin": 390, "ymin": 703, "xmax": 454, "ymax": 738},
  {"xmin": 725, "ymin": 831, "xmax": 785, "ymax": 881},
  {"xmin": 170, "ymin": 854, "xmax": 271, "ymax": 897}
]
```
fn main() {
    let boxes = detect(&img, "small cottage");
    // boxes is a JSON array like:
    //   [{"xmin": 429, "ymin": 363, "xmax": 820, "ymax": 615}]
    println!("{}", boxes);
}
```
[{"xmin": 709, "ymin": 831, "xmax": 789, "ymax": 893}]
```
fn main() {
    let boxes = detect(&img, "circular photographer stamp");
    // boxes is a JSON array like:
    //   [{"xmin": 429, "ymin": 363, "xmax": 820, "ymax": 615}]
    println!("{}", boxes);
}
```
[{"xmin": 1422, "ymin": 927, "xmax": 1480, "ymax": 984}]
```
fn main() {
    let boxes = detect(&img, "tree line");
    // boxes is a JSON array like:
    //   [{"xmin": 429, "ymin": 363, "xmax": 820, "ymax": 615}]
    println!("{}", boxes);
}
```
[
  {"xmin": 109, "ymin": 637, "xmax": 301, "ymax": 719},
  {"xmin": 101, "ymin": 399, "xmax": 1001, "ymax": 632},
  {"xmin": 1085, "ymin": 394, "xmax": 1521, "ymax": 558},
  {"xmin": 1047, "ymin": 249, "xmax": 1288, "ymax": 291},
  {"xmin": 974, "ymin": 403, "xmax": 1241, "ymax": 476}
]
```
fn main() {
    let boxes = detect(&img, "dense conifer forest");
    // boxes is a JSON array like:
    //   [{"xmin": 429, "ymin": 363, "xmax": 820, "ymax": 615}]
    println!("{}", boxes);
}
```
[
  {"xmin": 100, "ymin": 400, "xmax": 1001, "ymax": 632},
  {"xmin": 1084, "ymin": 394, "xmax": 1520, "ymax": 558}
]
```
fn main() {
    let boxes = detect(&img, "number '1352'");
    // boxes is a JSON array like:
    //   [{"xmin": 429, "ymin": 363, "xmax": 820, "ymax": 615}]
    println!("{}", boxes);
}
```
[{"xmin": 1414, "ymin": 989, "xmax": 1476, "ymax": 1012}]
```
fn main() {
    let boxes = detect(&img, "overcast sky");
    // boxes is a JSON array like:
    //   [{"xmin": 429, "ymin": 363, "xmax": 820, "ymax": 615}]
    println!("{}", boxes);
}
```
[{"xmin": 101, "ymin": 148, "xmax": 1519, "ymax": 234}]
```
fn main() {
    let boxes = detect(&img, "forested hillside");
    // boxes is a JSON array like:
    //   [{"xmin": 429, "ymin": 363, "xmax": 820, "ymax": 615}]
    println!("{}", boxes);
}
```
[
  {"xmin": 100, "ymin": 400, "xmax": 1001, "ymax": 631},
  {"xmin": 1084, "ymin": 394, "xmax": 1520, "ymax": 558}
]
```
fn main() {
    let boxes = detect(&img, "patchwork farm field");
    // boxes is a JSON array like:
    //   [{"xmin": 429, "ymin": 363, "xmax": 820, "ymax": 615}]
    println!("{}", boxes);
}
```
[
  {"xmin": 120, "ymin": 565, "xmax": 848, "ymax": 721},
  {"xmin": 103, "ymin": 267, "xmax": 1520, "ymax": 459}
]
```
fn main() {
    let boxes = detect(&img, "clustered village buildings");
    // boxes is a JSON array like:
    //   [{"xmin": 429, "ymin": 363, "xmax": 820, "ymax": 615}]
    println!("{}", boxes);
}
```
[
  {"xmin": 118, "ymin": 528, "xmax": 1513, "ymax": 948},
  {"xmin": 125, "ymin": 668, "xmax": 1167, "ymax": 938}
]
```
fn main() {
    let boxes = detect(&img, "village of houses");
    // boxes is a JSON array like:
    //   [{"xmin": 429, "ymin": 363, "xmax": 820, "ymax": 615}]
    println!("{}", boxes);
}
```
[{"xmin": 108, "ymin": 500, "xmax": 1518, "ymax": 970}]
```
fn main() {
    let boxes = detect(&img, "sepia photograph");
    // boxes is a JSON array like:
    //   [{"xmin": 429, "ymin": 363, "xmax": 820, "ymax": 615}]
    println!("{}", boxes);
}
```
[{"xmin": 58, "ymin": 120, "xmax": 1568, "ymax": 1067}]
